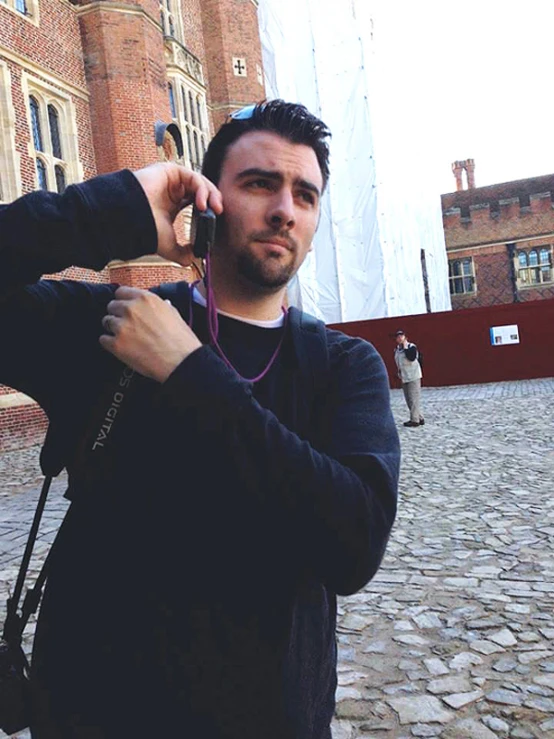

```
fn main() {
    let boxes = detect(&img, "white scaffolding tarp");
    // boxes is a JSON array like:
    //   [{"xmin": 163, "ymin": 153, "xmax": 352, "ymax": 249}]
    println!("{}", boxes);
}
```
[{"xmin": 258, "ymin": 0, "xmax": 451, "ymax": 322}]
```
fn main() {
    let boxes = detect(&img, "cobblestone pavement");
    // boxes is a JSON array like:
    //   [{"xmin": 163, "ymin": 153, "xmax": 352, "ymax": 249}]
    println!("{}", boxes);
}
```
[{"xmin": 1, "ymin": 378, "xmax": 553, "ymax": 739}]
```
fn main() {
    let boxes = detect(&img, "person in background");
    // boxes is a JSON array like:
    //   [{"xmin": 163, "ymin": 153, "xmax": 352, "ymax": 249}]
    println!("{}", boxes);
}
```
[{"xmin": 394, "ymin": 329, "xmax": 424, "ymax": 427}]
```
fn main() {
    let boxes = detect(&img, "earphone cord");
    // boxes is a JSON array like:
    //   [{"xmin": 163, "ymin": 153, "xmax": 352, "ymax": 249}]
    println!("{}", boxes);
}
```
[{"xmin": 189, "ymin": 255, "xmax": 288, "ymax": 384}]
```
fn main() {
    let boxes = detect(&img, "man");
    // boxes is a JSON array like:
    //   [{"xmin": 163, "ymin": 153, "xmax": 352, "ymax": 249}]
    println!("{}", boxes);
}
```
[
  {"xmin": 394, "ymin": 329, "xmax": 424, "ymax": 427},
  {"xmin": 0, "ymin": 100, "xmax": 400, "ymax": 738}
]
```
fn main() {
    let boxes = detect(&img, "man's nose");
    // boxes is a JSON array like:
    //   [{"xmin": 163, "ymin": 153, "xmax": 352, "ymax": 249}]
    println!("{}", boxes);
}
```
[{"xmin": 267, "ymin": 190, "xmax": 295, "ymax": 229}]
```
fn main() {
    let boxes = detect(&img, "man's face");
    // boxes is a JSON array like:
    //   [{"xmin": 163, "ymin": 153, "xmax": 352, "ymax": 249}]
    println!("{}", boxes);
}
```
[
  {"xmin": 214, "ymin": 131, "xmax": 323, "ymax": 292},
  {"xmin": 396, "ymin": 334, "xmax": 406, "ymax": 346}
]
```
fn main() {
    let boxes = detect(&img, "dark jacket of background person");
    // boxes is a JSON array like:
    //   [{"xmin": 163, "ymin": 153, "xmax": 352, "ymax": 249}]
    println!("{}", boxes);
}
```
[{"xmin": 0, "ymin": 171, "xmax": 400, "ymax": 739}]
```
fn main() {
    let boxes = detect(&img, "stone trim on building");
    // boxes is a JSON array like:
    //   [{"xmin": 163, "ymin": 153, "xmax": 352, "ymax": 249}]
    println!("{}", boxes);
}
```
[{"xmin": 0, "ymin": 59, "xmax": 22, "ymax": 201}]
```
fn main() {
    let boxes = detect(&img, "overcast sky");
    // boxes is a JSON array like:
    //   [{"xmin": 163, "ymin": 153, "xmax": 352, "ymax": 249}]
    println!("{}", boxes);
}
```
[{"xmin": 356, "ymin": 0, "xmax": 554, "ymax": 195}]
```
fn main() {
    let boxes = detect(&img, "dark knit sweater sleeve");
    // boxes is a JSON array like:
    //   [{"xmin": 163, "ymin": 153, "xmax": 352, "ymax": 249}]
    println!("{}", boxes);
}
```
[
  {"xmin": 0, "ymin": 170, "xmax": 156, "ymax": 410},
  {"xmin": 154, "ymin": 338, "xmax": 400, "ymax": 596},
  {"xmin": 0, "ymin": 170, "xmax": 156, "ymax": 294}
]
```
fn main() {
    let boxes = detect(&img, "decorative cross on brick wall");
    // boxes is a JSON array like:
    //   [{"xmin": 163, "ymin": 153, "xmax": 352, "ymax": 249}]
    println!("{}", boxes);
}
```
[{"xmin": 233, "ymin": 57, "xmax": 247, "ymax": 77}]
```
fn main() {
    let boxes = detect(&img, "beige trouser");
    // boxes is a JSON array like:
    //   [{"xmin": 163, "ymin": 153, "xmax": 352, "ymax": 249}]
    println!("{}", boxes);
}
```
[{"xmin": 402, "ymin": 379, "xmax": 423, "ymax": 423}]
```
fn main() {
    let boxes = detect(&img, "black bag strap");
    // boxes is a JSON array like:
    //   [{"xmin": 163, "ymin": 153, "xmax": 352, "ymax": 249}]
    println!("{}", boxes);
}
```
[
  {"xmin": 3, "ymin": 475, "xmax": 57, "ymax": 645},
  {"xmin": 288, "ymin": 306, "xmax": 330, "ymax": 396},
  {"xmin": 154, "ymin": 280, "xmax": 193, "ymax": 322}
]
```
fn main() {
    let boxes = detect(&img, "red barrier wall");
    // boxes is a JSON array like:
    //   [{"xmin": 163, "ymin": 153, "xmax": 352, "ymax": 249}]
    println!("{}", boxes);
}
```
[{"xmin": 330, "ymin": 298, "xmax": 554, "ymax": 387}]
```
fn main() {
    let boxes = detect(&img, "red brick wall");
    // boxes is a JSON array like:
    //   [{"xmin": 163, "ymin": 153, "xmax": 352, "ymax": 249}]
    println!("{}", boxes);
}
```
[
  {"xmin": 109, "ymin": 263, "xmax": 199, "ymax": 287},
  {"xmin": 0, "ymin": 405, "xmax": 48, "ymax": 452},
  {"xmin": 443, "ymin": 194, "xmax": 554, "ymax": 250},
  {"xmin": 181, "ymin": 0, "xmax": 208, "ymax": 69},
  {"xmin": 443, "ymin": 175, "xmax": 554, "ymax": 310},
  {"xmin": 79, "ymin": 5, "xmax": 171, "ymax": 174},
  {"xmin": 450, "ymin": 247, "xmax": 514, "ymax": 310},
  {"xmin": 200, "ymin": 0, "xmax": 265, "ymax": 130},
  {"xmin": 0, "ymin": 0, "xmax": 87, "ymax": 89}
]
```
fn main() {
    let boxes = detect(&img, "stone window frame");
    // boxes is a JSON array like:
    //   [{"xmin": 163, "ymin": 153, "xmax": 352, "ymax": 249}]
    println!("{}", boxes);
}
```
[
  {"xmin": 0, "ymin": 0, "xmax": 40, "ymax": 26},
  {"xmin": 159, "ymin": 0, "xmax": 184, "ymax": 44},
  {"xmin": 516, "ymin": 245, "xmax": 553, "ymax": 288},
  {"xmin": 0, "ymin": 60, "xmax": 22, "ymax": 202},
  {"xmin": 448, "ymin": 257, "xmax": 476, "ymax": 296},
  {"xmin": 22, "ymin": 73, "xmax": 82, "ymax": 193},
  {"xmin": 167, "ymin": 73, "xmax": 209, "ymax": 172}
]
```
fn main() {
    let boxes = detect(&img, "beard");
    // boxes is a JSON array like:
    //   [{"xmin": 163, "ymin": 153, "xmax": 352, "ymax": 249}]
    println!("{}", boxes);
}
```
[{"xmin": 236, "ymin": 249, "xmax": 297, "ymax": 289}]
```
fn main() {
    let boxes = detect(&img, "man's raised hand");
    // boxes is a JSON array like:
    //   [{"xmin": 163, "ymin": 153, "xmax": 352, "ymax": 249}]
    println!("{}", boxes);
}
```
[{"xmin": 133, "ymin": 163, "xmax": 223, "ymax": 265}]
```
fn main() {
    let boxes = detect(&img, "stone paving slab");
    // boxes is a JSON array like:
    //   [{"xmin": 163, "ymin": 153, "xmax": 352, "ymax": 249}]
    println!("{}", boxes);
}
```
[{"xmin": 0, "ymin": 378, "xmax": 553, "ymax": 738}]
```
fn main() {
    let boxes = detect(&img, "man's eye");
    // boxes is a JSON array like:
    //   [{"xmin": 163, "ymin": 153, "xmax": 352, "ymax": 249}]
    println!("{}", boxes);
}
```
[
  {"xmin": 299, "ymin": 191, "xmax": 315, "ymax": 205},
  {"xmin": 249, "ymin": 179, "xmax": 271, "ymax": 189}
]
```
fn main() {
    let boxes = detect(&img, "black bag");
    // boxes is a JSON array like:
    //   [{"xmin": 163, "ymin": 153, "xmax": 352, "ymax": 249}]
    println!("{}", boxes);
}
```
[
  {"xmin": 417, "ymin": 349, "xmax": 424, "ymax": 369},
  {"xmin": 0, "ymin": 638, "xmax": 31, "ymax": 736}
]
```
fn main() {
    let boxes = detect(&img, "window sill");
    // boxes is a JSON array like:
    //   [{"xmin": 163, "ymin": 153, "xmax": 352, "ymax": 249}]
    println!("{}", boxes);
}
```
[{"xmin": 517, "ymin": 282, "xmax": 554, "ymax": 291}]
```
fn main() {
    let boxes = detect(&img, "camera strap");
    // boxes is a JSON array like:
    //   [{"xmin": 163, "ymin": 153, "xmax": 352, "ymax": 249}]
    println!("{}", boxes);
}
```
[{"xmin": 2, "ymin": 475, "xmax": 59, "ymax": 646}]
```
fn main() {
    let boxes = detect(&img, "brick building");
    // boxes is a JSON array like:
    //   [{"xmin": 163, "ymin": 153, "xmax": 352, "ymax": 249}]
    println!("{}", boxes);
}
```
[
  {"xmin": 0, "ymin": 0, "xmax": 265, "ymax": 449},
  {"xmin": 442, "ymin": 160, "xmax": 554, "ymax": 310}
]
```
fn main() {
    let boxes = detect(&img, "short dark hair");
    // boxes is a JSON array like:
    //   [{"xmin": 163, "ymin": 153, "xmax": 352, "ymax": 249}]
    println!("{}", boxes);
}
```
[{"xmin": 201, "ymin": 99, "xmax": 331, "ymax": 191}]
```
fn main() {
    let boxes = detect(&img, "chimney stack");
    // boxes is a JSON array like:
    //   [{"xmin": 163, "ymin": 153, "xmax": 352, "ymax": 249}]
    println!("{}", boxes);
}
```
[
  {"xmin": 452, "ymin": 161, "xmax": 465, "ymax": 191},
  {"xmin": 465, "ymin": 159, "xmax": 475, "ymax": 189},
  {"xmin": 451, "ymin": 159, "xmax": 476, "ymax": 191}
]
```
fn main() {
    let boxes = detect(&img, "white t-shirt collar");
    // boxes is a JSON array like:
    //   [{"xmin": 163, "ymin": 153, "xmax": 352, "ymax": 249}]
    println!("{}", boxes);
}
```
[{"xmin": 192, "ymin": 285, "xmax": 285, "ymax": 329}]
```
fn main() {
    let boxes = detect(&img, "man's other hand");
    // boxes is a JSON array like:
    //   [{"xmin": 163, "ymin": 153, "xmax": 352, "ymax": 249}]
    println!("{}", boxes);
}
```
[
  {"xmin": 133, "ymin": 163, "xmax": 223, "ymax": 266},
  {"xmin": 99, "ymin": 286, "xmax": 202, "ymax": 382}
]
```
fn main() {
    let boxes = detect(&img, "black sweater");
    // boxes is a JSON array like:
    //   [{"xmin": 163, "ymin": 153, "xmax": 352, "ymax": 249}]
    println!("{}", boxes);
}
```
[{"xmin": 0, "ymin": 172, "xmax": 400, "ymax": 738}]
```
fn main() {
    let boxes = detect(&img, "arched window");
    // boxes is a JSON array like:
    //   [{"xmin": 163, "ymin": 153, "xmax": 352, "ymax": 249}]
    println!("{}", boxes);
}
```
[
  {"xmin": 172, "ymin": 81, "xmax": 209, "ymax": 169},
  {"xmin": 30, "ymin": 96, "xmax": 43, "ymax": 152},
  {"xmin": 36, "ymin": 158, "xmax": 48, "ymax": 190},
  {"xmin": 27, "ymin": 85, "xmax": 76, "ymax": 195},
  {"xmin": 517, "ymin": 246, "xmax": 553, "ymax": 286},
  {"xmin": 448, "ymin": 258, "xmax": 475, "ymax": 295},
  {"xmin": 55, "ymin": 165, "xmax": 66, "ymax": 194},
  {"xmin": 48, "ymin": 105, "xmax": 62, "ymax": 159},
  {"xmin": 168, "ymin": 83, "xmax": 176, "ymax": 119},
  {"xmin": 167, "ymin": 2, "xmax": 175, "ymax": 37},
  {"xmin": 159, "ymin": 0, "xmax": 178, "ymax": 38}
]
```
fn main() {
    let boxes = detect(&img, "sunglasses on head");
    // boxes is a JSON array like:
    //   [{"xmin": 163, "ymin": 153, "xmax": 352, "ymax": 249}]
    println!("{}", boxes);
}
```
[{"xmin": 228, "ymin": 104, "xmax": 257, "ymax": 121}]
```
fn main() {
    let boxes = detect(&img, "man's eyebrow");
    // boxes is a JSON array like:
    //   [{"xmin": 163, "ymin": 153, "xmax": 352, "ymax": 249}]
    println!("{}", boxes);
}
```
[
  {"xmin": 236, "ymin": 168, "xmax": 321, "ymax": 198},
  {"xmin": 297, "ymin": 179, "xmax": 321, "ymax": 198},
  {"xmin": 236, "ymin": 167, "xmax": 282, "ymax": 182}
]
